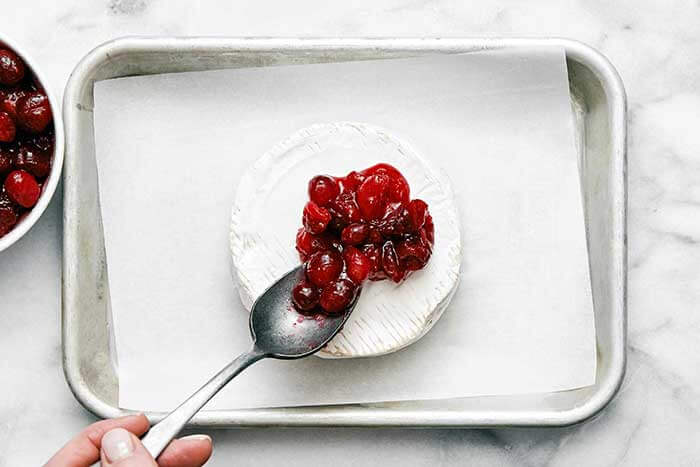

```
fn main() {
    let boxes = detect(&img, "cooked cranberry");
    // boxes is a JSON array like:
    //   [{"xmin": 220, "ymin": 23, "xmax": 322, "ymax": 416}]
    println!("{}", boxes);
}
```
[
  {"xmin": 306, "ymin": 249, "xmax": 343, "ymax": 287},
  {"xmin": 378, "ymin": 204, "xmax": 410, "ymax": 236},
  {"xmin": 0, "ymin": 190, "xmax": 18, "ymax": 237},
  {"xmin": 4, "ymin": 169, "xmax": 40, "ymax": 208},
  {"xmin": 0, "ymin": 112, "xmax": 16, "ymax": 142},
  {"xmin": 308, "ymin": 175, "xmax": 339, "ymax": 207},
  {"xmin": 361, "ymin": 163, "xmax": 401, "ymax": 178},
  {"xmin": 14, "ymin": 142, "xmax": 52, "ymax": 179},
  {"xmin": 16, "ymin": 92, "xmax": 52, "ymax": 134},
  {"xmin": 319, "ymin": 278, "xmax": 357, "ymax": 314},
  {"xmin": 25, "ymin": 130, "xmax": 54, "ymax": 152},
  {"xmin": 360, "ymin": 164, "xmax": 411, "ymax": 204},
  {"xmin": 357, "ymin": 174, "xmax": 389, "ymax": 220},
  {"xmin": 340, "ymin": 223, "xmax": 368, "ymax": 245},
  {"xmin": 340, "ymin": 170, "xmax": 365, "ymax": 193},
  {"xmin": 0, "ymin": 49, "xmax": 25, "ymax": 86},
  {"xmin": 0, "ymin": 204, "xmax": 17, "ymax": 237},
  {"xmin": 302, "ymin": 201, "xmax": 331, "ymax": 235},
  {"xmin": 296, "ymin": 229, "xmax": 341, "ymax": 261},
  {"xmin": 344, "ymin": 246, "xmax": 371, "ymax": 283},
  {"xmin": 0, "ymin": 87, "xmax": 27, "ymax": 120},
  {"xmin": 381, "ymin": 240, "xmax": 407, "ymax": 283},
  {"xmin": 328, "ymin": 192, "xmax": 361, "ymax": 226},
  {"xmin": 396, "ymin": 237, "xmax": 432, "ymax": 271},
  {"xmin": 423, "ymin": 214, "xmax": 435, "ymax": 247},
  {"xmin": 387, "ymin": 176, "xmax": 410, "ymax": 204},
  {"xmin": 296, "ymin": 228, "xmax": 316, "ymax": 260},
  {"xmin": 292, "ymin": 280, "xmax": 320, "ymax": 312},
  {"xmin": 0, "ymin": 188, "xmax": 16, "ymax": 208},
  {"xmin": 403, "ymin": 256, "xmax": 427, "ymax": 272},
  {"xmin": 407, "ymin": 199, "xmax": 428, "ymax": 231},
  {"xmin": 367, "ymin": 227, "xmax": 383, "ymax": 244},
  {"xmin": 0, "ymin": 144, "xmax": 15, "ymax": 175},
  {"xmin": 361, "ymin": 243, "xmax": 386, "ymax": 281}
]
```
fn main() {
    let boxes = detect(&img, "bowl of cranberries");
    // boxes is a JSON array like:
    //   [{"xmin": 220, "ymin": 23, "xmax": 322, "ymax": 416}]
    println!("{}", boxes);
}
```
[{"xmin": 0, "ymin": 37, "xmax": 63, "ymax": 252}]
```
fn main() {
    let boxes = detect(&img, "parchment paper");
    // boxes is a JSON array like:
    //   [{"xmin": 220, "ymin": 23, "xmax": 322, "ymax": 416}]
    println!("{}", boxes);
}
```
[{"xmin": 93, "ymin": 47, "xmax": 596, "ymax": 411}]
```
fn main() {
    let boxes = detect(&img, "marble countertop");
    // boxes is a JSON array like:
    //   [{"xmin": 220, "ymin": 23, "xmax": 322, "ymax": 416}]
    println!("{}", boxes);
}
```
[{"xmin": 1, "ymin": 1, "xmax": 698, "ymax": 465}]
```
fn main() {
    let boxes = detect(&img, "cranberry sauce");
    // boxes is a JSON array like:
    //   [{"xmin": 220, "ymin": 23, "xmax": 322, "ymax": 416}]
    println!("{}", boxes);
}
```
[{"xmin": 293, "ymin": 163, "xmax": 434, "ymax": 315}]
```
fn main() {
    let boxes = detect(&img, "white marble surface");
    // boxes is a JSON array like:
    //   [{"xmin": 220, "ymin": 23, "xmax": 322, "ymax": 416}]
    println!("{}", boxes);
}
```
[{"xmin": 0, "ymin": 1, "xmax": 698, "ymax": 465}]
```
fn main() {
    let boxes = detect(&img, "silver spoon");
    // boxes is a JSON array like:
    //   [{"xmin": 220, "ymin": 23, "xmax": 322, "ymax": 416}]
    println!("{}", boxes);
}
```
[{"xmin": 140, "ymin": 265, "xmax": 359, "ymax": 459}]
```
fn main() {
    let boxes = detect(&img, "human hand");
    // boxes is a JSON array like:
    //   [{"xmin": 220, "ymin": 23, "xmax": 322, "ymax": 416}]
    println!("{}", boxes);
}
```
[{"xmin": 44, "ymin": 414, "xmax": 212, "ymax": 466}]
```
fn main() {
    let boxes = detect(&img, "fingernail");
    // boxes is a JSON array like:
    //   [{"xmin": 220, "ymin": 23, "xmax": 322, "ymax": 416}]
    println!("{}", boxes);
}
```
[
  {"xmin": 180, "ymin": 434, "xmax": 212, "ymax": 443},
  {"xmin": 102, "ymin": 428, "xmax": 134, "ymax": 462}
]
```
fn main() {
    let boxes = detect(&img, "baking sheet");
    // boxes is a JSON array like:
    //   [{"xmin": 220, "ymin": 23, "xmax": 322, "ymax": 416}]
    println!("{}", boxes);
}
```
[{"xmin": 93, "ymin": 47, "xmax": 596, "ymax": 411}]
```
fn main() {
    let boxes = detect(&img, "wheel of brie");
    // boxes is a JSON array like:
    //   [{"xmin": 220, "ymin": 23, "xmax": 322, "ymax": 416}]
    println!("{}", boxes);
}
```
[{"xmin": 231, "ymin": 122, "xmax": 461, "ymax": 358}]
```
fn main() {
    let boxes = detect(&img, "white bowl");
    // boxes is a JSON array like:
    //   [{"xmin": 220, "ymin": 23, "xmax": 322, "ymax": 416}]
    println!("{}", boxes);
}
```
[{"xmin": 0, "ymin": 34, "xmax": 64, "ymax": 253}]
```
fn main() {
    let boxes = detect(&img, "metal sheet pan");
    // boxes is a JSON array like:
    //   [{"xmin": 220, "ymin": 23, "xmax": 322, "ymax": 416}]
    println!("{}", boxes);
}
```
[{"xmin": 62, "ymin": 37, "xmax": 627, "ymax": 427}]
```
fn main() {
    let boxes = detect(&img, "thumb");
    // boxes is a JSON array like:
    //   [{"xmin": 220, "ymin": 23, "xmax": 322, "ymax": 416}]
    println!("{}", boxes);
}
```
[{"xmin": 100, "ymin": 427, "xmax": 157, "ymax": 466}]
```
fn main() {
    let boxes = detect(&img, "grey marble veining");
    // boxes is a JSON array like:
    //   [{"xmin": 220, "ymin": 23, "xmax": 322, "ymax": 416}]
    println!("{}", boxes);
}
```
[{"xmin": 0, "ymin": 0, "xmax": 698, "ymax": 465}]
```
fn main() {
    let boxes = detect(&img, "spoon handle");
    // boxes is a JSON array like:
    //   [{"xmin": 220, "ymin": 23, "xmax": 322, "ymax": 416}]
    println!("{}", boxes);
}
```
[{"xmin": 141, "ymin": 346, "xmax": 265, "ymax": 458}]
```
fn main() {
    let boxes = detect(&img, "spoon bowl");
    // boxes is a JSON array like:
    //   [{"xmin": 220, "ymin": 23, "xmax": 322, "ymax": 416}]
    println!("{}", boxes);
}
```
[
  {"xmin": 141, "ymin": 265, "xmax": 359, "ymax": 458},
  {"xmin": 251, "ymin": 267, "xmax": 356, "ymax": 358}
]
